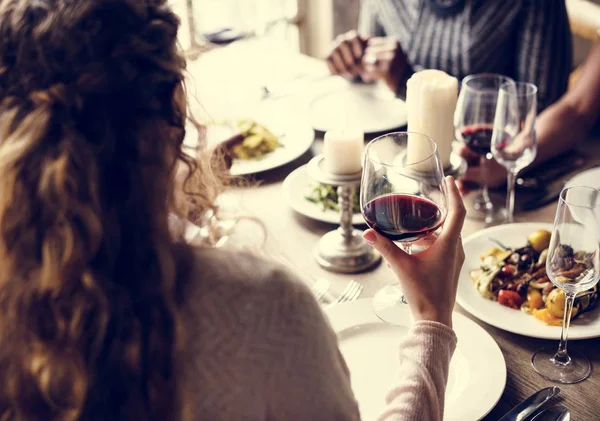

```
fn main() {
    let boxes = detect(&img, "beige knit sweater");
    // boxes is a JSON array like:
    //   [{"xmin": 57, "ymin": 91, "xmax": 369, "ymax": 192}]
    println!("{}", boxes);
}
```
[{"xmin": 177, "ymin": 248, "xmax": 457, "ymax": 421}]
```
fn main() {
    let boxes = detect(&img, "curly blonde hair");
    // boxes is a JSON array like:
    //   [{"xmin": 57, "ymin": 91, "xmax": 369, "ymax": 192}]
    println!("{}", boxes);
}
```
[{"xmin": 0, "ymin": 0, "xmax": 219, "ymax": 420}]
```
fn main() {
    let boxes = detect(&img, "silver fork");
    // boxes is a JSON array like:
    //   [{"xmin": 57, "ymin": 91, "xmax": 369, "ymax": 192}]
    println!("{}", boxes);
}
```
[
  {"xmin": 273, "ymin": 254, "xmax": 362, "ymax": 305},
  {"xmin": 330, "ymin": 280, "xmax": 364, "ymax": 306}
]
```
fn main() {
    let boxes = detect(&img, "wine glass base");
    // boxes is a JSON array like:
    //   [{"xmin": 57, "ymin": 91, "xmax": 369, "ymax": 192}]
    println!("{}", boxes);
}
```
[
  {"xmin": 466, "ymin": 194, "xmax": 507, "ymax": 225},
  {"xmin": 490, "ymin": 207, "xmax": 509, "ymax": 225},
  {"xmin": 372, "ymin": 284, "xmax": 409, "ymax": 325},
  {"xmin": 531, "ymin": 346, "xmax": 591, "ymax": 384}
]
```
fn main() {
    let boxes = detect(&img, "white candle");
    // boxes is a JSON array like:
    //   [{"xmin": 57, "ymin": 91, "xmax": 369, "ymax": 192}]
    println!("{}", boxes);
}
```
[
  {"xmin": 323, "ymin": 129, "xmax": 364, "ymax": 174},
  {"xmin": 406, "ymin": 69, "xmax": 458, "ymax": 169}
]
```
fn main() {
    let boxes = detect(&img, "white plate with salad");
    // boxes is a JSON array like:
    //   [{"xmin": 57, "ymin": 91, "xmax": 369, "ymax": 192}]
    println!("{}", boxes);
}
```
[{"xmin": 282, "ymin": 165, "xmax": 365, "ymax": 225}]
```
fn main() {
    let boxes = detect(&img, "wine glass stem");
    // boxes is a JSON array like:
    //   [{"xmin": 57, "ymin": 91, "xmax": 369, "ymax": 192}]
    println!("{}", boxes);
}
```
[
  {"xmin": 554, "ymin": 292, "xmax": 576, "ymax": 365},
  {"xmin": 186, "ymin": 0, "xmax": 199, "ymax": 46},
  {"xmin": 481, "ymin": 155, "xmax": 492, "ymax": 206},
  {"xmin": 506, "ymin": 170, "xmax": 517, "ymax": 223}
]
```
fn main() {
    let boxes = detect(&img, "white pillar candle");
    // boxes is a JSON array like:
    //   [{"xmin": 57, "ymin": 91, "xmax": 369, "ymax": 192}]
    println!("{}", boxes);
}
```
[
  {"xmin": 323, "ymin": 129, "xmax": 364, "ymax": 174},
  {"xmin": 406, "ymin": 69, "xmax": 458, "ymax": 169}
]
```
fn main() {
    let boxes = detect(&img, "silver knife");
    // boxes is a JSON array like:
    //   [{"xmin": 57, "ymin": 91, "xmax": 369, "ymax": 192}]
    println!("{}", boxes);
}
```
[
  {"xmin": 498, "ymin": 387, "xmax": 560, "ymax": 421},
  {"xmin": 517, "ymin": 157, "xmax": 585, "ymax": 190},
  {"xmin": 530, "ymin": 406, "xmax": 570, "ymax": 421}
]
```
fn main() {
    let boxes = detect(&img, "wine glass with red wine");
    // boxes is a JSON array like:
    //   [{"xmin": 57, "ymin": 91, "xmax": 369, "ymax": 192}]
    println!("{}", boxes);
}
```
[
  {"xmin": 361, "ymin": 132, "xmax": 448, "ymax": 324},
  {"xmin": 454, "ymin": 73, "xmax": 514, "ymax": 223}
]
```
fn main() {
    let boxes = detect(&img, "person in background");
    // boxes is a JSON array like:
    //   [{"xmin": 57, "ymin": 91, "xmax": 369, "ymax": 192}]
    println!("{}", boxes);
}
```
[
  {"xmin": 0, "ymin": 0, "xmax": 467, "ymax": 420},
  {"xmin": 460, "ymin": 34, "xmax": 600, "ymax": 189},
  {"xmin": 327, "ymin": 0, "xmax": 572, "ymax": 111}
]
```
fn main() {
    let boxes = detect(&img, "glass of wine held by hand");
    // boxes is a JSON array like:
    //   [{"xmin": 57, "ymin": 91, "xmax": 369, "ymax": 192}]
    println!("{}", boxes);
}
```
[
  {"xmin": 532, "ymin": 186, "xmax": 600, "ymax": 383},
  {"xmin": 361, "ymin": 132, "xmax": 448, "ymax": 324},
  {"xmin": 454, "ymin": 73, "xmax": 514, "ymax": 223}
]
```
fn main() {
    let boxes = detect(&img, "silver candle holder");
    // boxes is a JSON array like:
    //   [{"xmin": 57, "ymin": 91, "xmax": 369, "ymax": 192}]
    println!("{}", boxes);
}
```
[{"xmin": 306, "ymin": 155, "xmax": 381, "ymax": 273}]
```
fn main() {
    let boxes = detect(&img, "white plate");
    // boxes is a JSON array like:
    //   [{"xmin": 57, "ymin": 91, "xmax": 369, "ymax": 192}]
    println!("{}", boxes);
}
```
[
  {"xmin": 565, "ymin": 167, "xmax": 600, "ymax": 190},
  {"xmin": 457, "ymin": 222, "xmax": 600, "ymax": 340},
  {"xmin": 184, "ymin": 118, "xmax": 314, "ymax": 176},
  {"xmin": 326, "ymin": 299, "xmax": 505, "ymax": 421},
  {"xmin": 282, "ymin": 165, "xmax": 365, "ymax": 225},
  {"xmin": 310, "ymin": 83, "xmax": 408, "ymax": 134}
]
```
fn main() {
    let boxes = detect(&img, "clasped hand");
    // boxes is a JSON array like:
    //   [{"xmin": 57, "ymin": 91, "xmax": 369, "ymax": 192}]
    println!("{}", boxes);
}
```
[{"xmin": 326, "ymin": 31, "xmax": 408, "ymax": 94}]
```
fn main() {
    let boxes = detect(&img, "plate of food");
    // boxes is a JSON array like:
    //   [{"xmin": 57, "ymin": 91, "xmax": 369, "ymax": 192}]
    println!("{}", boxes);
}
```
[
  {"xmin": 282, "ymin": 165, "xmax": 365, "ymax": 225},
  {"xmin": 327, "ymin": 299, "xmax": 506, "ymax": 421},
  {"xmin": 457, "ymin": 223, "xmax": 600, "ymax": 340},
  {"xmin": 184, "ymin": 117, "xmax": 314, "ymax": 176}
]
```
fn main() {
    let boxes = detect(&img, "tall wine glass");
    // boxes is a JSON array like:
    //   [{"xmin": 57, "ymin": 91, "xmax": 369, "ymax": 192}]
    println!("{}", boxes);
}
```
[
  {"xmin": 532, "ymin": 186, "xmax": 600, "ymax": 383},
  {"xmin": 454, "ymin": 74, "xmax": 514, "ymax": 223},
  {"xmin": 361, "ymin": 132, "xmax": 448, "ymax": 324},
  {"xmin": 492, "ymin": 81, "xmax": 537, "ymax": 223}
]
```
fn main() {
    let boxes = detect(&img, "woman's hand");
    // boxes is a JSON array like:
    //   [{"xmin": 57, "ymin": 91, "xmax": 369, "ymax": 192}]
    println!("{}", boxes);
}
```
[{"xmin": 363, "ymin": 176, "xmax": 466, "ymax": 327}]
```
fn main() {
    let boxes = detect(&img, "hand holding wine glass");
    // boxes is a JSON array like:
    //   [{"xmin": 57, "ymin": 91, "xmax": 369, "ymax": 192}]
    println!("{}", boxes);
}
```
[
  {"xmin": 492, "ymin": 81, "xmax": 538, "ymax": 223},
  {"xmin": 360, "ymin": 132, "xmax": 449, "ymax": 324},
  {"xmin": 364, "ymin": 176, "xmax": 466, "ymax": 327},
  {"xmin": 532, "ymin": 186, "xmax": 600, "ymax": 384}
]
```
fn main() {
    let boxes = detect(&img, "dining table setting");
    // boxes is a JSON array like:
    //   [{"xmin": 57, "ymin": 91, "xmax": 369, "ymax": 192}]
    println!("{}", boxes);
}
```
[{"xmin": 182, "ymin": 37, "xmax": 600, "ymax": 421}]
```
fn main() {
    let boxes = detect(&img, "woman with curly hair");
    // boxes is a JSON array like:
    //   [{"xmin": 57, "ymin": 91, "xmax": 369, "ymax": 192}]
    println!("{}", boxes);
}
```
[{"xmin": 0, "ymin": 1, "xmax": 466, "ymax": 420}]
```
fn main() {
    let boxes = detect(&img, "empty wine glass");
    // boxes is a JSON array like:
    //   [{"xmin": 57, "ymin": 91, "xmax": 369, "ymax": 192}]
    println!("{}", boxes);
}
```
[
  {"xmin": 492, "ymin": 81, "xmax": 537, "ymax": 223},
  {"xmin": 361, "ymin": 132, "xmax": 448, "ymax": 324},
  {"xmin": 188, "ymin": 193, "xmax": 268, "ymax": 252},
  {"xmin": 531, "ymin": 186, "xmax": 600, "ymax": 383},
  {"xmin": 454, "ymin": 74, "xmax": 514, "ymax": 223}
]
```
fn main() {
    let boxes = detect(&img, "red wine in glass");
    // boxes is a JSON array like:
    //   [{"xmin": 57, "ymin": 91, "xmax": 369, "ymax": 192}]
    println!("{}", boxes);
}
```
[
  {"xmin": 460, "ymin": 125, "xmax": 494, "ymax": 156},
  {"xmin": 362, "ymin": 194, "xmax": 444, "ymax": 242}
]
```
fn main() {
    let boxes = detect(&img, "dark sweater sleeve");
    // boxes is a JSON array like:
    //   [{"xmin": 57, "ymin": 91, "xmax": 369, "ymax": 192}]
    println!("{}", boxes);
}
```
[{"xmin": 515, "ymin": 0, "xmax": 572, "ymax": 111}]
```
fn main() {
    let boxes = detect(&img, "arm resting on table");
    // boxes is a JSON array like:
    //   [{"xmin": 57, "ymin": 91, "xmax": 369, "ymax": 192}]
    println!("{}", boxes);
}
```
[{"xmin": 532, "ymin": 38, "xmax": 600, "ymax": 168}]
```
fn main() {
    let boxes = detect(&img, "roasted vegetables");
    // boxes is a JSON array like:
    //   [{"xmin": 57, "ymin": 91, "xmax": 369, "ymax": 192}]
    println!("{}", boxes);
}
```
[
  {"xmin": 498, "ymin": 290, "xmax": 524, "ymax": 309},
  {"xmin": 528, "ymin": 229, "xmax": 551, "ymax": 253},
  {"xmin": 470, "ymin": 230, "xmax": 599, "ymax": 325}
]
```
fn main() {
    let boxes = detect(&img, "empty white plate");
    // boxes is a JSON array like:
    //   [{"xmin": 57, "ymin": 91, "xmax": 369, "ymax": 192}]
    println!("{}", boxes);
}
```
[
  {"xmin": 326, "ymin": 299, "xmax": 506, "ymax": 421},
  {"xmin": 310, "ymin": 83, "xmax": 408, "ymax": 134}
]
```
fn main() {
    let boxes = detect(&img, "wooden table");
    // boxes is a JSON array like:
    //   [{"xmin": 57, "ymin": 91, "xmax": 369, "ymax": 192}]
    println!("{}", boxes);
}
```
[{"xmin": 185, "ymin": 40, "xmax": 600, "ymax": 420}]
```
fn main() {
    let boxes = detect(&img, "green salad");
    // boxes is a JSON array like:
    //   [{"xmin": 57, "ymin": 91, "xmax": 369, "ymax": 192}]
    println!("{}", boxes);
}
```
[{"xmin": 305, "ymin": 183, "xmax": 360, "ymax": 214}]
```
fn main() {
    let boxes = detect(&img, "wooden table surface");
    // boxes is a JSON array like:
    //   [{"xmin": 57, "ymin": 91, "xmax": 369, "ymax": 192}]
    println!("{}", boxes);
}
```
[{"xmin": 185, "ymin": 39, "xmax": 600, "ymax": 421}]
